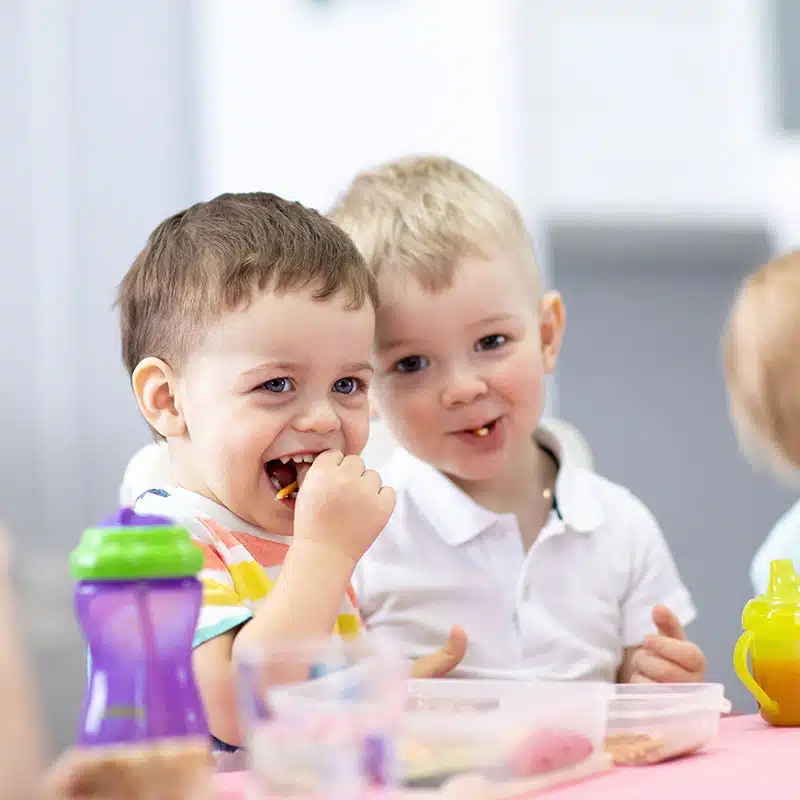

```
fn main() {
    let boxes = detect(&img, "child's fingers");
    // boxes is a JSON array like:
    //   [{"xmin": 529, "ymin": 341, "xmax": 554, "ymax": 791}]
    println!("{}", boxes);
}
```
[
  {"xmin": 643, "ymin": 635, "xmax": 707, "ymax": 676},
  {"xmin": 40, "ymin": 749, "xmax": 87, "ymax": 798},
  {"xmin": 632, "ymin": 647, "xmax": 698, "ymax": 683},
  {"xmin": 410, "ymin": 625, "xmax": 468, "ymax": 679},
  {"xmin": 312, "ymin": 449, "xmax": 345, "ymax": 469}
]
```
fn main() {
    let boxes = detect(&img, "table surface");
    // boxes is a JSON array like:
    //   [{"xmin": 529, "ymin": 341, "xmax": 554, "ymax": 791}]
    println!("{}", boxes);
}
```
[
  {"xmin": 214, "ymin": 714, "xmax": 798, "ymax": 798},
  {"xmin": 547, "ymin": 714, "xmax": 794, "ymax": 798}
]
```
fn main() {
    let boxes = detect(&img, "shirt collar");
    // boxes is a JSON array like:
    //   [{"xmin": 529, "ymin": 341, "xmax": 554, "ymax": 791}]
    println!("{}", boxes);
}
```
[
  {"xmin": 137, "ymin": 486, "xmax": 293, "ymax": 544},
  {"xmin": 536, "ymin": 422, "xmax": 605, "ymax": 534},
  {"xmin": 388, "ymin": 420, "xmax": 605, "ymax": 546}
]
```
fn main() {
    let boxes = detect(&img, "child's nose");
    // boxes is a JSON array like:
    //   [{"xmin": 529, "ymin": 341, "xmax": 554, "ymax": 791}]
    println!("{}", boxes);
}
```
[
  {"xmin": 292, "ymin": 400, "xmax": 341, "ymax": 434},
  {"xmin": 441, "ymin": 368, "xmax": 488, "ymax": 408}
]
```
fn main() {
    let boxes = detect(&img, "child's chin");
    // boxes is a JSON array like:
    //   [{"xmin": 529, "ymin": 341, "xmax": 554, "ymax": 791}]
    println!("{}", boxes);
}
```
[
  {"xmin": 255, "ymin": 505, "xmax": 296, "ymax": 536},
  {"xmin": 245, "ymin": 495, "xmax": 295, "ymax": 534},
  {"xmin": 441, "ymin": 456, "xmax": 506, "ymax": 484}
]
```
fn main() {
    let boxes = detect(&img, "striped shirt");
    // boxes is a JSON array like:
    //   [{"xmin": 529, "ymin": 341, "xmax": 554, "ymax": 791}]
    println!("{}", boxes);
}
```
[{"xmin": 134, "ymin": 488, "xmax": 361, "ymax": 647}]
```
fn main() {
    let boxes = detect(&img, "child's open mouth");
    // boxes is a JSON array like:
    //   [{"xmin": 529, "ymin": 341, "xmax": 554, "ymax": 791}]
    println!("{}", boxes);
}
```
[{"xmin": 265, "ymin": 454, "xmax": 317, "ymax": 504}]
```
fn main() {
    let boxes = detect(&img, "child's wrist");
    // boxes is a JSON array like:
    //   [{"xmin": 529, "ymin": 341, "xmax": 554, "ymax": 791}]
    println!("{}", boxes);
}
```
[{"xmin": 286, "ymin": 538, "xmax": 358, "ymax": 582}]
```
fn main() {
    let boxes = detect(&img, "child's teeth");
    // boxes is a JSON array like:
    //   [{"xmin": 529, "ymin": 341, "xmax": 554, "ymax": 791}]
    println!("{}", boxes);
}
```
[
  {"xmin": 474, "ymin": 426, "xmax": 490, "ymax": 437},
  {"xmin": 290, "ymin": 454, "xmax": 316, "ymax": 464},
  {"xmin": 279, "ymin": 456, "xmax": 291, "ymax": 464}
]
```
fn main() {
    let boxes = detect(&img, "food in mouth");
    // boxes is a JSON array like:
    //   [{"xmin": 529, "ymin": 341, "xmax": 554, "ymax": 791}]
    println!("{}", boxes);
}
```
[
  {"xmin": 275, "ymin": 481, "xmax": 298, "ymax": 501},
  {"xmin": 469, "ymin": 419, "xmax": 498, "ymax": 437},
  {"xmin": 265, "ymin": 454, "xmax": 316, "ymax": 502}
]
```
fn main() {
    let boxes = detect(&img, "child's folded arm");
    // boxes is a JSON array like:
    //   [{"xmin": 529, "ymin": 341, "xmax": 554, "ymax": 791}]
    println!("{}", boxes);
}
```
[
  {"xmin": 192, "ymin": 629, "xmax": 242, "ymax": 747},
  {"xmin": 193, "ymin": 539, "xmax": 356, "ymax": 747},
  {"xmin": 232, "ymin": 538, "xmax": 355, "ymax": 650}
]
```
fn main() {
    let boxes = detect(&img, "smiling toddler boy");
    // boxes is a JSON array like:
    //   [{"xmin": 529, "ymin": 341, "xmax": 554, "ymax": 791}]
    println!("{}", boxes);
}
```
[
  {"xmin": 331, "ymin": 157, "xmax": 707, "ymax": 685},
  {"xmin": 118, "ymin": 192, "xmax": 397, "ymax": 748}
]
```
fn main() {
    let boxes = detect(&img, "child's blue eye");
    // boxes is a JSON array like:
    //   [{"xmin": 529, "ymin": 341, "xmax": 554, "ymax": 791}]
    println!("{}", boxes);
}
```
[
  {"xmin": 333, "ymin": 377, "xmax": 362, "ymax": 395},
  {"xmin": 476, "ymin": 334, "xmax": 507, "ymax": 352},
  {"xmin": 261, "ymin": 377, "xmax": 293, "ymax": 393},
  {"xmin": 395, "ymin": 355, "xmax": 430, "ymax": 374}
]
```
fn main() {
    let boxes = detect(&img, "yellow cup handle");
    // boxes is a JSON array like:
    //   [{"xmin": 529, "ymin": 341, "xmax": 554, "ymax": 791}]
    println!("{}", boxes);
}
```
[{"xmin": 734, "ymin": 630, "xmax": 779, "ymax": 713}]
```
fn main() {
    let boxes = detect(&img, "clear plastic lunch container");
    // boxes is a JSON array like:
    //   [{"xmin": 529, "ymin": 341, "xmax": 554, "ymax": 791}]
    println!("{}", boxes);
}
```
[
  {"xmin": 605, "ymin": 682, "xmax": 731, "ymax": 765},
  {"xmin": 237, "ymin": 637, "xmax": 407, "ymax": 797},
  {"xmin": 400, "ymin": 679, "xmax": 612, "ymax": 787}
]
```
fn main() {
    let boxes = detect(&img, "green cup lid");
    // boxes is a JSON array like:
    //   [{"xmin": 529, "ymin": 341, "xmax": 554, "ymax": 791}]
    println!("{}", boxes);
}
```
[{"xmin": 70, "ymin": 507, "xmax": 204, "ymax": 581}]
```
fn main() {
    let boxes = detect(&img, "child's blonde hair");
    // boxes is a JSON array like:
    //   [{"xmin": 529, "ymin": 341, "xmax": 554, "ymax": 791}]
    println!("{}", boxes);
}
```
[
  {"xmin": 724, "ymin": 250, "xmax": 800, "ymax": 475},
  {"xmin": 329, "ymin": 155, "xmax": 540, "ymax": 295}
]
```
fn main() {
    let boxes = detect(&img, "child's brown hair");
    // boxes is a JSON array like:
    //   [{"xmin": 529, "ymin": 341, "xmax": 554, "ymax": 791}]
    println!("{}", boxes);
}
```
[
  {"xmin": 117, "ymin": 192, "xmax": 378, "ymax": 378},
  {"xmin": 724, "ymin": 249, "xmax": 800, "ymax": 474}
]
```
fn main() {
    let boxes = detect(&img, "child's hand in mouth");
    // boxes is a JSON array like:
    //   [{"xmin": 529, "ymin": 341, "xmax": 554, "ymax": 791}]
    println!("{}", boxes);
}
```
[{"xmin": 292, "ymin": 450, "xmax": 396, "ymax": 567}]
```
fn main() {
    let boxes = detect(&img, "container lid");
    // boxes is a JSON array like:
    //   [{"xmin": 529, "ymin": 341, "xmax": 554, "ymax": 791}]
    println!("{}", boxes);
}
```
[
  {"xmin": 742, "ymin": 559, "xmax": 800, "ymax": 629},
  {"xmin": 70, "ymin": 507, "xmax": 203, "ymax": 581},
  {"xmin": 608, "ymin": 683, "xmax": 730, "ymax": 721}
]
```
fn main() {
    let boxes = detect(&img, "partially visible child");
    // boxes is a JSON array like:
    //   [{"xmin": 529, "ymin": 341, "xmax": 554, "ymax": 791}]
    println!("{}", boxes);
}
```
[
  {"xmin": 723, "ymin": 249, "xmax": 800, "ymax": 593},
  {"xmin": 116, "ymin": 192, "xmax": 461, "ymax": 751},
  {"xmin": 330, "ymin": 156, "xmax": 706, "ymax": 684},
  {"xmin": 0, "ymin": 527, "xmax": 42, "ymax": 799},
  {"xmin": 751, "ymin": 500, "xmax": 800, "ymax": 594}
]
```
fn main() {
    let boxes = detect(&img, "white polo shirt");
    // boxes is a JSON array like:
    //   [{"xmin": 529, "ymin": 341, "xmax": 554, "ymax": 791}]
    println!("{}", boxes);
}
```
[{"xmin": 355, "ymin": 426, "xmax": 696, "ymax": 682}]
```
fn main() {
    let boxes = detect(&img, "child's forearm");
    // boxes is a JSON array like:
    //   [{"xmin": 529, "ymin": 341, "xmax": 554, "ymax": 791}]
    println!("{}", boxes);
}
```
[
  {"xmin": 195, "ymin": 541, "xmax": 355, "ymax": 747},
  {"xmin": 232, "ymin": 540, "xmax": 355, "ymax": 653},
  {"xmin": 0, "ymin": 544, "xmax": 43, "ymax": 799}
]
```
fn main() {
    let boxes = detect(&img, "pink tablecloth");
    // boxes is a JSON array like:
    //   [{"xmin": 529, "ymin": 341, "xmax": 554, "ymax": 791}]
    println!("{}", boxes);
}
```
[{"xmin": 214, "ymin": 715, "xmax": 798, "ymax": 798}]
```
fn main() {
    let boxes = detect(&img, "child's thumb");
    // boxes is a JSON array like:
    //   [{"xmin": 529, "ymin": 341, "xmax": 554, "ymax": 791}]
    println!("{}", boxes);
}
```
[
  {"xmin": 652, "ymin": 604, "xmax": 687, "ymax": 641},
  {"xmin": 410, "ymin": 625, "xmax": 468, "ymax": 679}
]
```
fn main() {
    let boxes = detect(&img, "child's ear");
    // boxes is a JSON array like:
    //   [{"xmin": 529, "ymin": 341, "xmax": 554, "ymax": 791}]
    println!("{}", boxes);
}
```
[
  {"xmin": 539, "ymin": 291, "xmax": 566, "ymax": 375},
  {"xmin": 131, "ymin": 357, "xmax": 186, "ymax": 438}
]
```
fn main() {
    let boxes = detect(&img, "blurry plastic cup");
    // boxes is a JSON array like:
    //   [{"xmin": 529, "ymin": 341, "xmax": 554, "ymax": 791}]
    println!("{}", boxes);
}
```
[{"xmin": 235, "ymin": 634, "xmax": 407, "ymax": 798}]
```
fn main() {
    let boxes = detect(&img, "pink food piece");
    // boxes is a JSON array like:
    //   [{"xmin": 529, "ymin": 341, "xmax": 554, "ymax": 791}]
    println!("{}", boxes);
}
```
[{"xmin": 508, "ymin": 727, "xmax": 594, "ymax": 777}]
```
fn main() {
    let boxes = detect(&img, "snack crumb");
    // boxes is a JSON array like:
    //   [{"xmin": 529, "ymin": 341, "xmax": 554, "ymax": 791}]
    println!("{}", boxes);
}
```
[{"xmin": 604, "ymin": 733, "xmax": 664, "ymax": 765}]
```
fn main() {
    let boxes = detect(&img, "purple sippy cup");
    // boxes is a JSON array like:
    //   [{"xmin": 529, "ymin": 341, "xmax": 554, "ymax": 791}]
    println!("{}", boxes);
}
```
[{"xmin": 70, "ymin": 507, "xmax": 208, "ymax": 746}]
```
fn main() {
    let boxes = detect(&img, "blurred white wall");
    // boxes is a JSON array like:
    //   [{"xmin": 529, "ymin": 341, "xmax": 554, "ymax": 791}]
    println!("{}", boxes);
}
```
[
  {"xmin": 523, "ymin": 0, "xmax": 800, "ymax": 252},
  {"xmin": 521, "ymin": 0, "xmax": 767, "ymax": 215},
  {"xmin": 194, "ymin": 0, "xmax": 799, "ymax": 434},
  {"xmin": 197, "ymin": 0, "xmax": 800, "ymax": 248},
  {"xmin": 196, "ymin": 0, "xmax": 530, "ymax": 215}
]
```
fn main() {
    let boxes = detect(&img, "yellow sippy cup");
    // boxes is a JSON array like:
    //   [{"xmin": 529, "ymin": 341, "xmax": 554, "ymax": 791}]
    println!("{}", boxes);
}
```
[{"xmin": 734, "ymin": 559, "xmax": 800, "ymax": 725}]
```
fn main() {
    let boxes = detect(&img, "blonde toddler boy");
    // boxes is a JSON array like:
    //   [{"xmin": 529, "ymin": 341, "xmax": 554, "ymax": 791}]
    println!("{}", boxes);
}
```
[{"xmin": 330, "ymin": 157, "xmax": 707, "ymax": 685}]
